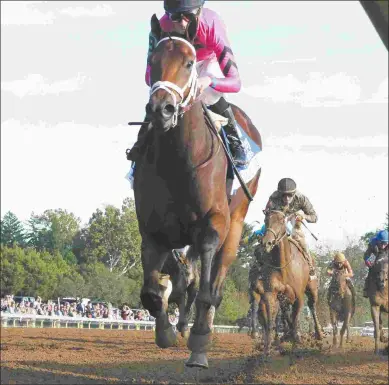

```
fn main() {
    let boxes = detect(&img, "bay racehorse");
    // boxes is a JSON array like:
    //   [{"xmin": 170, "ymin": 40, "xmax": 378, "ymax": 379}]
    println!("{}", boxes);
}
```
[
  {"xmin": 132, "ymin": 14, "xmax": 262, "ymax": 368},
  {"xmin": 366, "ymin": 254, "xmax": 388, "ymax": 354},
  {"xmin": 258, "ymin": 210, "xmax": 324, "ymax": 355}
]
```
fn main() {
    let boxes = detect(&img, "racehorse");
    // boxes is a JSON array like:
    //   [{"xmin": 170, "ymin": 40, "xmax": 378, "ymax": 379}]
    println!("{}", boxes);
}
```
[
  {"xmin": 327, "ymin": 269, "xmax": 355, "ymax": 347},
  {"xmin": 258, "ymin": 210, "xmax": 323, "ymax": 355},
  {"xmin": 161, "ymin": 249, "xmax": 199, "ymax": 338},
  {"xmin": 132, "ymin": 14, "xmax": 262, "ymax": 368},
  {"xmin": 366, "ymin": 254, "xmax": 388, "ymax": 354}
]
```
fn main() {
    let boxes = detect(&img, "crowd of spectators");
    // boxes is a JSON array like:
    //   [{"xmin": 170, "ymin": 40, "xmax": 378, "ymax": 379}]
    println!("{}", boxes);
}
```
[{"xmin": 0, "ymin": 295, "xmax": 161, "ymax": 322}]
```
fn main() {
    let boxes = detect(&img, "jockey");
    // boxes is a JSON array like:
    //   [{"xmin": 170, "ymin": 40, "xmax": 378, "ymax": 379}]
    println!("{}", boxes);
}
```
[
  {"xmin": 127, "ymin": 0, "xmax": 247, "ymax": 167},
  {"xmin": 264, "ymin": 177, "xmax": 318, "ymax": 280},
  {"xmin": 326, "ymin": 251, "xmax": 356, "ymax": 303},
  {"xmin": 362, "ymin": 229, "xmax": 388, "ymax": 298}
]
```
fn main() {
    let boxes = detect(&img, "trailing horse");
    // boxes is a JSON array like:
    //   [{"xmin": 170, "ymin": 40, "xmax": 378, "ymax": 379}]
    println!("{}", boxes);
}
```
[
  {"xmin": 327, "ymin": 270, "xmax": 355, "ymax": 347},
  {"xmin": 366, "ymin": 254, "xmax": 388, "ymax": 354},
  {"xmin": 132, "ymin": 14, "xmax": 262, "ymax": 368},
  {"xmin": 257, "ymin": 210, "xmax": 323, "ymax": 355}
]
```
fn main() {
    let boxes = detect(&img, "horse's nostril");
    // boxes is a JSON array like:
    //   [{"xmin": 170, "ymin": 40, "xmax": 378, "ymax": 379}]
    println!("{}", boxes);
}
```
[{"xmin": 162, "ymin": 104, "xmax": 175, "ymax": 117}]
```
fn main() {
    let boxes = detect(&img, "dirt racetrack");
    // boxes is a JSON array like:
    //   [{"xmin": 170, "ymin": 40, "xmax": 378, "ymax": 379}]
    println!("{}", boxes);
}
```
[{"xmin": 1, "ymin": 327, "xmax": 388, "ymax": 384}]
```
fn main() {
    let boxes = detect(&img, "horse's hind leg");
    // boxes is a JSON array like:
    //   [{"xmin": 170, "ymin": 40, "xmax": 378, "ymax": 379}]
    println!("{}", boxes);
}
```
[
  {"xmin": 179, "ymin": 281, "xmax": 197, "ymax": 339},
  {"xmin": 306, "ymin": 280, "xmax": 324, "ymax": 340},
  {"xmin": 139, "ymin": 241, "xmax": 175, "ymax": 348}
]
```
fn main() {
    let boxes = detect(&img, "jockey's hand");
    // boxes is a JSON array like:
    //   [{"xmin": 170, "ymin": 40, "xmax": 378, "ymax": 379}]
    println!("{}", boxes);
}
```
[
  {"xmin": 295, "ymin": 210, "xmax": 305, "ymax": 221},
  {"xmin": 196, "ymin": 76, "xmax": 212, "ymax": 99}
]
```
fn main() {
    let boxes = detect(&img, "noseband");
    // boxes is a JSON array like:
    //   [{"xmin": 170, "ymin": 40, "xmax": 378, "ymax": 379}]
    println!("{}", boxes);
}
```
[{"xmin": 149, "ymin": 36, "xmax": 199, "ymax": 127}]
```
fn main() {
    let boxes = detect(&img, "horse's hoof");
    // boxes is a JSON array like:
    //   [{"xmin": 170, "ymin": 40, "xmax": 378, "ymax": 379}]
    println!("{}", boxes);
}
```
[
  {"xmin": 251, "ymin": 332, "xmax": 260, "ymax": 340},
  {"xmin": 155, "ymin": 325, "xmax": 177, "ymax": 348},
  {"xmin": 185, "ymin": 352, "xmax": 209, "ymax": 369}
]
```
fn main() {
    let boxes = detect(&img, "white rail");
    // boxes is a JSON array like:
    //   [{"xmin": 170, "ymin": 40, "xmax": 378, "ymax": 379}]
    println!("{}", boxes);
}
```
[{"xmin": 0, "ymin": 312, "xmax": 240, "ymax": 333}]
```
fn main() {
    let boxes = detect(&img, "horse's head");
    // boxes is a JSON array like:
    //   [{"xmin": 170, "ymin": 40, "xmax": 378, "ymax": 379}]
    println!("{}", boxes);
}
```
[
  {"xmin": 146, "ymin": 14, "xmax": 199, "ymax": 132},
  {"xmin": 261, "ymin": 210, "xmax": 288, "ymax": 253},
  {"xmin": 373, "ymin": 256, "xmax": 388, "ymax": 292}
]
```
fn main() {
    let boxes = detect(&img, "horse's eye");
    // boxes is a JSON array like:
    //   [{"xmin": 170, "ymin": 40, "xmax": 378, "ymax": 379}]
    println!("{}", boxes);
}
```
[{"xmin": 186, "ymin": 60, "xmax": 194, "ymax": 69}]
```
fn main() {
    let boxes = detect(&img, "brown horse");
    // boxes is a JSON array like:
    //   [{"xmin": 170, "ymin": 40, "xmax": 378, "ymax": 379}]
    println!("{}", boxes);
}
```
[
  {"xmin": 132, "ymin": 14, "xmax": 262, "ymax": 368},
  {"xmin": 161, "ymin": 249, "xmax": 199, "ymax": 338},
  {"xmin": 327, "ymin": 270, "xmax": 355, "ymax": 347},
  {"xmin": 257, "ymin": 210, "xmax": 323, "ymax": 355},
  {"xmin": 366, "ymin": 254, "xmax": 388, "ymax": 354}
]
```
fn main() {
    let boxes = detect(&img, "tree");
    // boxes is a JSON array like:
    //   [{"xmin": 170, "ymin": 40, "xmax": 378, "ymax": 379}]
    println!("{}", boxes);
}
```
[
  {"xmin": 25, "ymin": 209, "xmax": 81, "ymax": 257},
  {"xmin": 0, "ymin": 211, "xmax": 27, "ymax": 247},
  {"xmin": 82, "ymin": 198, "xmax": 141, "ymax": 276}
]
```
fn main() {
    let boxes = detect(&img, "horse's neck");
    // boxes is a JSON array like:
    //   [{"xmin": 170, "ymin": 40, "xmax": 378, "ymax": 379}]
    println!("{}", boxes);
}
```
[
  {"xmin": 278, "ymin": 237, "xmax": 291, "ymax": 273},
  {"xmin": 155, "ymin": 103, "xmax": 211, "ymax": 167}
]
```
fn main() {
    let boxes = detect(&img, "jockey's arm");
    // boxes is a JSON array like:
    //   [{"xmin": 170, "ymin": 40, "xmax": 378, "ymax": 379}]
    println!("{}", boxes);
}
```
[
  {"xmin": 300, "ymin": 195, "xmax": 318, "ymax": 223},
  {"xmin": 344, "ymin": 260, "xmax": 354, "ymax": 278},
  {"xmin": 209, "ymin": 16, "xmax": 241, "ymax": 93}
]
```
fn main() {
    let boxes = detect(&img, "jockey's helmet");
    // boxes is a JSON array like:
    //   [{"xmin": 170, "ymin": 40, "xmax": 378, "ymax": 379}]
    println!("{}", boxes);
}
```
[
  {"xmin": 277, "ymin": 178, "xmax": 296, "ymax": 195},
  {"xmin": 376, "ymin": 229, "xmax": 389, "ymax": 244},
  {"xmin": 164, "ymin": 0, "xmax": 205, "ymax": 13},
  {"xmin": 333, "ymin": 252, "xmax": 346, "ymax": 263}
]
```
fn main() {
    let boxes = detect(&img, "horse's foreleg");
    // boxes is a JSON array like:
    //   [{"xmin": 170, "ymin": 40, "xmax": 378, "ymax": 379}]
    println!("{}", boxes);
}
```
[
  {"xmin": 139, "ymin": 241, "xmax": 174, "ymax": 348},
  {"xmin": 186, "ymin": 214, "xmax": 228, "ymax": 369},
  {"xmin": 306, "ymin": 281, "xmax": 324, "ymax": 340},
  {"xmin": 340, "ymin": 313, "xmax": 351, "ymax": 347},
  {"xmin": 251, "ymin": 292, "xmax": 260, "ymax": 339},
  {"xmin": 379, "ymin": 310, "xmax": 387, "ymax": 343},
  {"xmin": 291, "ymin": 296, "xmax": 304, "ymax": 344},
  {"xmin": 330, "ymin": 310, "xmax": 338, "ymax": 347},
  {"xmin": 371, "ymin": 305, "xmax": 381, "ymax": 354}
]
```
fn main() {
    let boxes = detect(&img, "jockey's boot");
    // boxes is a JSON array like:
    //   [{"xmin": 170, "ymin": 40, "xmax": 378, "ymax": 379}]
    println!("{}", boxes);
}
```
[
  {"xmin": 126, "ymin": 118, "xmax": 150, "ymax": 162},
  {"xmin": 220, "ymin": 106, "xmax": 248, "ymax": 167}
]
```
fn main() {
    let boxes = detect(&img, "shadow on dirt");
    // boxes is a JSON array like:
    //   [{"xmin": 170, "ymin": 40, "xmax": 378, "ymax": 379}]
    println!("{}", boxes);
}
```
[{"xmin": 1, "ymin": 356, "xmax": 257, "ymax": 384}]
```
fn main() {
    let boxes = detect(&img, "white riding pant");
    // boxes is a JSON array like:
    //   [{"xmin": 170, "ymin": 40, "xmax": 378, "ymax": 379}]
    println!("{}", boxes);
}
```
[{"xmin": 196, "ymin": 54, "xmax": 225, "ymax": 106}]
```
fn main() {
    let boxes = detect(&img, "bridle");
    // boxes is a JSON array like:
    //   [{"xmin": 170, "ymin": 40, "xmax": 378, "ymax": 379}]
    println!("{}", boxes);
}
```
[
  {"xmin": 149, "ymin": 36, "xmax": 198, "ymax": 128},
  {"xmin": 264, "ymin": 210, "xmax": 288, "ymax": 248}
]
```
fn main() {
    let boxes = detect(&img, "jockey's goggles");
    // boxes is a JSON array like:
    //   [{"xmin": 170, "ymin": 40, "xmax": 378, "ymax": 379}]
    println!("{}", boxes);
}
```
[
  {"xmin": 168, "ymin": 8, "xmax": 200, "ymax": 22},
  {"xmin": 282, "ymin": 192, "xmax": 295, "ymax": 198}
]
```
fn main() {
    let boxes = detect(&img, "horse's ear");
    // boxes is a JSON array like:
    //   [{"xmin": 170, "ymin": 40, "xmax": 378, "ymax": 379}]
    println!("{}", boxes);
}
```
[
  {"xmin": 185, "ymin": 13, "xmax": 198, "ymax": 43},
  {"xmin": 150, "ymin": 13, "xmax": 162, "ymax": 40}
]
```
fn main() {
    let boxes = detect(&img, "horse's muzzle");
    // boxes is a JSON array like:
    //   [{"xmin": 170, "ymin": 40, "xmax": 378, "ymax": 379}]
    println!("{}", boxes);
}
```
[{"xmin": 146, "ymin": 102, "xmax": 176, "ymax": 132}]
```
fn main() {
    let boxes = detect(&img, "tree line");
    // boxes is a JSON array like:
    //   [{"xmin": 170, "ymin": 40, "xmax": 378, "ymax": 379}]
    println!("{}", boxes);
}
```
[{"xmin": 1, "ymin": 199, "xmax": 387, "ymax": 326}]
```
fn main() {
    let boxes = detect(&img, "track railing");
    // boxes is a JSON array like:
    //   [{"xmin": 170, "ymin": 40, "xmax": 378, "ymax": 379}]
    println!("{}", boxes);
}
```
[{"xmin": 0, "ymin": 312, "xmax": 240, "ymax": 333}]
